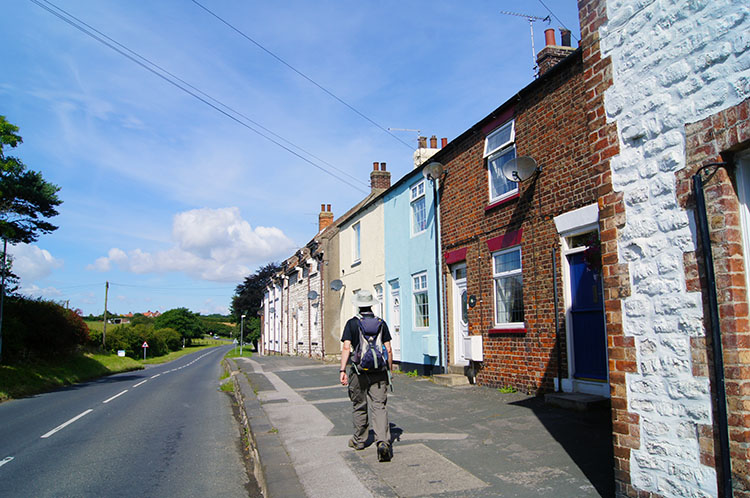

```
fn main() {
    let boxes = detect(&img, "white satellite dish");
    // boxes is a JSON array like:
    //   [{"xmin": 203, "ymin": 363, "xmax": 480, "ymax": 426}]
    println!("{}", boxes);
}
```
[
  {"xmin": 422, "ymin": 161, "xmax": 445, "ymax": 181},
  {"xmin": 330, "ymin": 279, "xmax": 344, "ymax": 291},
  {"xmin": 501, "ymin": 156, "xmax": 539, "ymax": 182}
]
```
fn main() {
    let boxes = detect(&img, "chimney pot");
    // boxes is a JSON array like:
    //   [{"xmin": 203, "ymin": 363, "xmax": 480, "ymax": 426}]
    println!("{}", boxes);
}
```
[
  {"xmin": 326, "ymin": 204, "xmax": 331, "ymax": 212},
  {"xmin": 560, "ymin": 28, "xmax": 571, "ymax": 47},
  {"xmin": 441, "ymin": 137, "xmax": 448, "ymax": 148},
  {"xmin": 373, "ymin": 161, "xmax": 379, "ymax": 171},
  {"xmin": 418, "ymin": 136, "xmax": 427, "ymax": 148},
  {"xmin": 430, "ymin": 135, "xmax": 437, "ymax": 148},
  {"xmin": 320, "ymin": 203, "xmax": 325, "ymax": 212},
  {"xmin": 544, "ymin": 28, "xmax": 556, "ymax": 47},
  {"xmin": 380, "ymin": 162, "xmax": 386, "ymax": 171}
]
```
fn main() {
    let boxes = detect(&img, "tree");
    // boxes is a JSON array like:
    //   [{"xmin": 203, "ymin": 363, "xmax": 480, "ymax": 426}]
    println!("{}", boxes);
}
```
[
  {"xmin": 0, "ymin": 116, "xmax": 62, "ymax": 363},
  {"xmin": 230, "ymin": 262, "xmax": 281, "ymax": 322},
  {"xmin": 154, "ymin": 308, "xmax": 205, "ymax": 345}
]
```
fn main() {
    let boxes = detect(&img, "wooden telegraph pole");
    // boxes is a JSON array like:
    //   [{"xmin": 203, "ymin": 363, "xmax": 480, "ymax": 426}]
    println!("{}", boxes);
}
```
[{"xmin": 103, "ymin": 281, "xmax": 109, "ymax": 349}]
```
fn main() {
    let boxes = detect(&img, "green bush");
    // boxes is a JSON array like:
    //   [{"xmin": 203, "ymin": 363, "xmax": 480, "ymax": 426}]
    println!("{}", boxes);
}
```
[
  {"xmin": 2, "ymin": 297, "xmax": 90, "ymax": 363},
  {"xmin": 105, "ymin": 324, "xmax": 183, "ymax": 359}
]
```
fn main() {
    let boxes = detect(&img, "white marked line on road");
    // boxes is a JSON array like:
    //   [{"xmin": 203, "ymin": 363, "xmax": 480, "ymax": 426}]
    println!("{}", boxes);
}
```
[
  {"xmin": 0, "ymin": 457, "xmax": 14, "ymax": 468},
  {"xmin": 133, "ymin": 379, "xmax": 148, "ymax": 388},
  {"xmin": 41, "ymin": 409, "xmax": 94, "ymax": 439},
  {"xmin": 103, "ymin": 390, "xmax": 128, "ymax": 404},
  {"xmin": 151, "ymin": 373, "xmax": 161, "ymax": 379}
]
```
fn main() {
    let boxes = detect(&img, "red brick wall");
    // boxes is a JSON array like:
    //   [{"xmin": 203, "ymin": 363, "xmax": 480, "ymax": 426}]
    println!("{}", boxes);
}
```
[
  {"xmin": 676, "ymin": 98, "xmax": 750, "ymax": 497},
  {"xmin": 440, "ymin": 51, "xmax": 598, "ymax": 394}
]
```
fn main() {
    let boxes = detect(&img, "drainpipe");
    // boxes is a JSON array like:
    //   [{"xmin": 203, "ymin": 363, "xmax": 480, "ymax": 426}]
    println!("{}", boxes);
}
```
[
  {"xmin": 553, "ymin": 245, "xmax": 562, "ymax": 392},
  {"xmin": 692, "ymin": 164, "xmax": 732, "ymax": 496},
  {"xmin": 307, "ymin": 267, "xmax": 312, "ymax": 358}
]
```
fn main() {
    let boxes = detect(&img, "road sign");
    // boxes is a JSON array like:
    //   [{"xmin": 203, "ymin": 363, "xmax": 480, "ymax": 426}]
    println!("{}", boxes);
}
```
[
  {"xmin": 233, "ymin": 338, "xmax": 238, "ymax": 345},
  {"xmin": 142, "ymin": 341, "xmax": 149, "ymax": 348}
]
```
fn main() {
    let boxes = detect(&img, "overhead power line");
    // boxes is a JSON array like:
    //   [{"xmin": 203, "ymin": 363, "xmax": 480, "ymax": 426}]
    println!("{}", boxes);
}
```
[
  {"xmin": 190, "ymin": 0, "xmax": 414, "ymax": 151},
  {"xmin": 30, "ymin": 0, "xmax": 369, "ymax": 193},
  {"xmin": 536, "ymin": 0, "xmax": 579, "ymax": 42}
]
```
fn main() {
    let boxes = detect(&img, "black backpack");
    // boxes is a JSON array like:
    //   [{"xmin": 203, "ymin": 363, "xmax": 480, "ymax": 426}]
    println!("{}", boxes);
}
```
[{"xmin": 351, "ymin": 315, "xmax": 387, "ymax": 372}]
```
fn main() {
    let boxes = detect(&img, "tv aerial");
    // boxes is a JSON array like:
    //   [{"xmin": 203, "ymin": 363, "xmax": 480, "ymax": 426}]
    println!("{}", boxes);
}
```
[
  {"xmin": 500, "ymin": 10, "xmax": 551, "ymax": 77},
  {"xmin": 501, "ymin": 156, "xmax": 540, "ymax": 183}
]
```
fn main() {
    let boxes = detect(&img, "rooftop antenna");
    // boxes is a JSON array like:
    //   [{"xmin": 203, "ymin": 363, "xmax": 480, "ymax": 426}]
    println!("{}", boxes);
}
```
[{"xmin": 500, "ymin": 10, "xmax": 551, "ymax": 77}]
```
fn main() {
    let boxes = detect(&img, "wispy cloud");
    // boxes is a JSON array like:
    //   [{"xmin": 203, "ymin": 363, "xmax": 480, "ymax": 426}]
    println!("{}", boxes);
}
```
[
  {"xmin": 8, "ymin": 244, "xmax": 64, "ymax": 280},
  {"xmin": 87, "ymin": 207, "xmax": 296, "ymax": 281}
]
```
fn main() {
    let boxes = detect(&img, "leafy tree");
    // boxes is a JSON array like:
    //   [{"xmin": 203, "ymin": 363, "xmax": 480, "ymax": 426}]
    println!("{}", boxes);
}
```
[
  {"xmin": 154, "ymin": 308, "xmax": 205, "ymax": 345},
  {"xmin": 0, "ymin": 116, "xmax": 62, "ymax": 244},
  {"xmin": 231, "ymin": 262, "xmax": 280, "ymax": 322}
]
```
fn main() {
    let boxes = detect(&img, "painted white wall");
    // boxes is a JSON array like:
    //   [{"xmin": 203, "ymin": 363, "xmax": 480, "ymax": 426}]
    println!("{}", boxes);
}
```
[
  {"xmin": 338, "ymin": 200, "xmax": 386, "ymax": 329},
  {"xmin": 600, "ymin": 0, "xmax": 749, "ymax": 495}
]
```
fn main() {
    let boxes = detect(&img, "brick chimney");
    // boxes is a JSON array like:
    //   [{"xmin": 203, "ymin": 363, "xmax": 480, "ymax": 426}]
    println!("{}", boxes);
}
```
[
  {"xmin": 370, "ymin": 162, "xmax": 391, "ymax": 191},
  {"xmin": 536, "ymin": 28, "xmax": 576, "ymax": 77},
  {"xmin": 318, "ymin": 203, "xmax": 333, "ymax": 232}
]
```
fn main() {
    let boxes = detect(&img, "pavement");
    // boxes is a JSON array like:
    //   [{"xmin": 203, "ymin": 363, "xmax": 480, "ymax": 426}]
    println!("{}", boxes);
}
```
[{"xmin": 226, "ymin": 354, "xmax": 615, "ymax": 498}]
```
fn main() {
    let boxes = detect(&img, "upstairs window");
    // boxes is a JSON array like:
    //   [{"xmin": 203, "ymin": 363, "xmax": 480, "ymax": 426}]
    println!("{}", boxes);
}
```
[
  {"xmin": 353, "ymin": 222, "xmax": 361, "ymax": 263},
  {"xmin": 410, "ymin": 180, "xmax": 427, "ymax": 235},
  {"xmin": 485, "ymin": 120, "xmax": 517, "ymax": 204}
]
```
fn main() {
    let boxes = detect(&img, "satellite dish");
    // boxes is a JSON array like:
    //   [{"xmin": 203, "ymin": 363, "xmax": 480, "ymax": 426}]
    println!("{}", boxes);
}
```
[
  {"xmin": 422, "ymin": 161, "xmax": 445, "ymax": 181},
  {"xmin": 307, "ymin": 290, "xmax": 319, "ymax": 300},
  {"xmin": 330, "ymin": 279, "xmax": 344, "ymax": 291},
  {"xmin": 268, "ymin": 306, "xmax": 275, "ymax": 313},
  {"xmin": 501, "ymin": 156, "xmax": 539, "ymax": 182}
]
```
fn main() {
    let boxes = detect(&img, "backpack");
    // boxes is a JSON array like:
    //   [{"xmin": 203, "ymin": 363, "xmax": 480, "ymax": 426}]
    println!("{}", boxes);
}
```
[{"xmin": 351, "ymin": 315, "xmax": 388, "ymax": 372}]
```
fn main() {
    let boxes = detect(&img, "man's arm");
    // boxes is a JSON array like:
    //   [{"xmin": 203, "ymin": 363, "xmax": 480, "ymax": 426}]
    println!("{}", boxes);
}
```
[
  {"xmin": 340, "ymin": 340, "xmax": 351, "ymax": 386},
  {"xmin": 383, "ymin": 341, "xmax": 393, "ymax": 371}
]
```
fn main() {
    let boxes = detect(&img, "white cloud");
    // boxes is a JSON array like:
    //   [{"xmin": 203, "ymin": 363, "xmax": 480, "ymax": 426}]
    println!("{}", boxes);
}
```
[
  {"xmin": 7, "ymin": 244, "xmax": 64, "ymax": 280},
  {"xmin": 87, "ymin": 207, "xmax": 296, "ymax": 282},
  {"xmin": 18, "ymin": 283, "xmax": 63, "ymax": 298}
]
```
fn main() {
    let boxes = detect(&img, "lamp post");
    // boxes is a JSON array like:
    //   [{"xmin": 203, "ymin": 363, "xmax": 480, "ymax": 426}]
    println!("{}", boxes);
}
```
[{"xmin": 240, "ymin": 314, "xmax": 246, "ymax": 357}]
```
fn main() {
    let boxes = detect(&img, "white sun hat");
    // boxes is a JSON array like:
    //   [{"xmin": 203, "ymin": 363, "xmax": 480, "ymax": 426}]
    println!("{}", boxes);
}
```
[{"xmin": 352, "ymin": 289, "xmax": 379, "ymax": 308}]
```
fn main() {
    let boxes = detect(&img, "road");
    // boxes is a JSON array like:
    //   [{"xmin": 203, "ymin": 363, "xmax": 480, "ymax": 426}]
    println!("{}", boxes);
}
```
[{"xmin": 0, "ymin": 345, "xmax": 254, "ymax": 497}]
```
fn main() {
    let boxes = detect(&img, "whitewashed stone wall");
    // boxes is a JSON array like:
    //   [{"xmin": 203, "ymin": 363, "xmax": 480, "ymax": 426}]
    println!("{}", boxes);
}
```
[{"xmin": 601, "ymin": 0, "xmax": 750, "ymax": 496}]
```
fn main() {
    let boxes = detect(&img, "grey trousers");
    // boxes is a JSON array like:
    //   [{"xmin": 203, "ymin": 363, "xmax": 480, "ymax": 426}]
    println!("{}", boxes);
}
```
[{"xmin": 348, "ymin": 367, "xmax": 390, "ymax": 446}]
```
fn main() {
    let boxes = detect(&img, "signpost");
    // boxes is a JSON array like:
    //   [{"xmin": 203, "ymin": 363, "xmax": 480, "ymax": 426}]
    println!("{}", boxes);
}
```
[{"xmin": 142, "ymin": 341, "xmax": 149, "ymax": 360}]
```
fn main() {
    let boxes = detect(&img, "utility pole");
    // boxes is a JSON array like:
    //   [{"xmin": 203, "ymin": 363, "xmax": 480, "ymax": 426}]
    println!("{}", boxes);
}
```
[
  {"xmin": 0, "ymin": 239, "xmax": 6, "ymax": 363},
  {"xmin": 103, "ymin": 281, "xmax": 109, "ymax": 349},
  {"xmin": 240, "ymin": 314, "xmax": 246, "ymax": 357}
]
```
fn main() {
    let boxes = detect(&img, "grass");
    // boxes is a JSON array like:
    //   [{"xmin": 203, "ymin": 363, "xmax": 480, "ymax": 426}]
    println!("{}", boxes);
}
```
[
  {"xmin": 0, "ymin": 352, "xmax": 142, "ymax": 402},
  {"xmin": 224, "ymin": 347, "xmax": 253, "ymax": 359},
  {"xmin": 140, "ymin": 339, "xmax": 225, "ymax": 365},
  {"xmin": 219, "ymin": 380, "xmax": 234, "ymax": 392},
  {"xmin": 498, "ymin": 385, "xmax": 518, "ymax": 393},
  {"xmin": 405, "ymin": 370, "xmax": 419, "ymax": 378}
]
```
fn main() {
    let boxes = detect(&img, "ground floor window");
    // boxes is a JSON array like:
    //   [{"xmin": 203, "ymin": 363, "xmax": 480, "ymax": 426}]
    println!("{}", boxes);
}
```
[
  {"xmin": 492, "ymin": 247, "xmax": 524, "ymax": 326},
  {"xmin": 412, "ymin": 272, "xmax": 429, "ymax": 329}
]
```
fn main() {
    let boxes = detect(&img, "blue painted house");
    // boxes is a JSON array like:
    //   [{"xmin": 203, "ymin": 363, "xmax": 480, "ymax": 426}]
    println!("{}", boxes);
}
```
[{"xmin": 383, "ymin": 138, "xmax": 444, "ymax": 374}]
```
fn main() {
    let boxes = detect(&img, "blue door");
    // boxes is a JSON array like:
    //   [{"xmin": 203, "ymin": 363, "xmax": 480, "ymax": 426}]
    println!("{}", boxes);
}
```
[{"xmin": 568, "ymin": 252, "xmax": 607, "ymax": 380}]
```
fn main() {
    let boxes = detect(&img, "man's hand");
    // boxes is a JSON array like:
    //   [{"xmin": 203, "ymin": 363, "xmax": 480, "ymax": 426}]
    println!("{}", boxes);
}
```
[{"xmin": 340, "ymin": 370, "xmax": 348, "ymax": 386}]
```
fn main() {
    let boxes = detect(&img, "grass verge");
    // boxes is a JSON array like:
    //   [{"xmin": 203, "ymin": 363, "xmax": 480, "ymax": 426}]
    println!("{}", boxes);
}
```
[
  {"xmin": 0, "ymin": 353, "xmax": 143, "ymax": 402},
  {"xmin": 139, "ymin": 340, "xmax": 224, "ymax": 365},
  {"xmin": 224, "ymin": 347, "xmax": 253, "ymax": 359}
]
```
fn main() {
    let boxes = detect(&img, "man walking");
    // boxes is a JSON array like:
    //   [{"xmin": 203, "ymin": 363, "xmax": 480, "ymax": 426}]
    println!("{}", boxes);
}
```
[{"xmin": 339, "ymin": 289, "xmax": 393, "ymax": 462}]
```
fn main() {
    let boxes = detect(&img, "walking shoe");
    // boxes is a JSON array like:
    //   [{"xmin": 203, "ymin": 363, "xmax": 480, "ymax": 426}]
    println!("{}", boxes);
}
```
[
  {"xmin": 348, "ymin": 438, "xmax": 365, "ymax": 450},
  {"xmin": 377, "ymin": 441, "xmax": 392, "ymax": 462}
]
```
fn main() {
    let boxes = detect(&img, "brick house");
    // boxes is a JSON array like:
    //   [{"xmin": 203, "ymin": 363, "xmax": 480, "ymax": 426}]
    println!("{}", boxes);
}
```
[
  {"xmin": 432, "ymin": 30, "xmax": 607, "ymax": 395},
  {"xmin": 577, "ymin": 0, "xmax": 750, "ymax": 496}
]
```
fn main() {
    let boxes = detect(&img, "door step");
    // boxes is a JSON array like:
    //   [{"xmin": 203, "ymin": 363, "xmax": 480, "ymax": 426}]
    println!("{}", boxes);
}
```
[
  {"xmin": 433, "ymin": 374, "xmax": 470, "ymax": 387},
  {"xmin": 544, "ymin": 392, "xmax": 610, "ymax": 411}
]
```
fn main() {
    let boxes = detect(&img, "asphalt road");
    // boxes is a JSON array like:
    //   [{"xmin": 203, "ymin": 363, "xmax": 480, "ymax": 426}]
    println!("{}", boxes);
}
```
[{"xmin": 0, "ymin": 345, "xmax": 252, "ymax": 497}]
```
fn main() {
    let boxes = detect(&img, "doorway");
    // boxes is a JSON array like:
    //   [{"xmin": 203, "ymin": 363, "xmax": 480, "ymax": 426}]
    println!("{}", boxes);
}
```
[
  {"xmin": 452, "ymin": 264, "xmax": 469, "ymax": 366},
  {"xmin": 388, "ymin": 280, "xmax": 401, "ymax": 361}
]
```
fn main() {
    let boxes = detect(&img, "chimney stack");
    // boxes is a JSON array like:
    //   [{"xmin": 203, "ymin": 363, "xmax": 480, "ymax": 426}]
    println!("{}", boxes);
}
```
[
  {"xmin": 536, "ymin": 27, "xmax": 576, "ymax": 77},
  {"xmin": 318, "ymin": 203, "xmax": 334, "ymax": 232},
  {"xmin": 413, "ymin": 133, "xmax": 442, "ymax": 168},
  {"xmin": 370, "ymin": 161, "xmax": 391, "ymax": 191}
]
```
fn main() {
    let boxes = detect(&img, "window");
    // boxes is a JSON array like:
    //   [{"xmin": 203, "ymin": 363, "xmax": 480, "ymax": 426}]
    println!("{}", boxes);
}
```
[
  {"xmin": 485, "ymin": 120, "xmax": 517, "ymax": 203},
  {"xmin": 413, "ymin": 272, "xmax": 429, "ymax": 329},
  {"xmin": 353, "ymin": 222, "xmax": 361, "ymax": 263},
  {"xmin": 492, "ymin": 247, "xmax": 524, "ymax": 326},
  {"xmin": 410, "ymin": 181, "xmax": 427, "ymax": 235},
  {"xmin": 289, "ymin": 271, "xmax": 298, "ymax": 286},
  {"xmin": 374, "ymin": 283, "xmax": 384, "ymax": 317}
]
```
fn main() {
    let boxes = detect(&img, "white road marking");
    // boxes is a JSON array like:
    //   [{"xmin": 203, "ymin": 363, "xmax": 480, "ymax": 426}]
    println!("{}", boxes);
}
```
[
  {"xmin": 133, "ymin": 379, "xmax": 148, "ymax": 388},
  {"xmin": 0, "ymin": 457, "xmax": 14, "ymax": 468},
  {"xmin": 41, "ymin": 409, "xmax": 94, "ymax": 438},
  {"xmin": 103, "ymin": 390, "xmax": 128, "ymax": 404},
  {"xmin": 151, "ymin": 373, "xmax": 161, "ymax": 379}
]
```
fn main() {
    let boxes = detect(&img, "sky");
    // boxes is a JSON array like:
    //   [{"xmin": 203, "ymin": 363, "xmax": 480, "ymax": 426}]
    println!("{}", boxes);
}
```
[{"xmin": 1, "ymin": 0, "xmax": 581, "ymax": 317}]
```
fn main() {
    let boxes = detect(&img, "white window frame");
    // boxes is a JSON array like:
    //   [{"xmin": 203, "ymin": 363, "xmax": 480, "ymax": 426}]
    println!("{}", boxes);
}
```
[
  {"xmin": 352, "ymin": 222, "xmax": 361, "ymax": 264},
  {"xmin": 410, "ymin": 180, "xmax": 427, "ymax": 236},
  {"xmin": 492, "ymin": 246, "xmax": 524, "ymax": 328},
  {"xmin": 412, "ymin": 272, "xmax": 429, "ymax": 330},
  {"xmin": 485, "ymin": 120, "xmax": 518, "ymax": 204}
]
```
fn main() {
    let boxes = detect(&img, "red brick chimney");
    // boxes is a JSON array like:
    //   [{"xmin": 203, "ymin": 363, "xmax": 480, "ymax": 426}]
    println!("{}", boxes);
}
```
[
  {"xmin": 370, "ymin": 161, "xmax": 391, "ymax": 191},
  {"xmin": 318, "ymin": 203, "xmax": 334, "ymax": 232},
  {"xmin": 536, "ymin": 28, "xmax": 576, "ymax": 77}
]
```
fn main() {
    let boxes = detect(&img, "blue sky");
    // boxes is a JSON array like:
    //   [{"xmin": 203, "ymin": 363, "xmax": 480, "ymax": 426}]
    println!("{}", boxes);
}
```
[{"xmin": 2, "ymin": 0, "xmax": 581, "ymax": 316}]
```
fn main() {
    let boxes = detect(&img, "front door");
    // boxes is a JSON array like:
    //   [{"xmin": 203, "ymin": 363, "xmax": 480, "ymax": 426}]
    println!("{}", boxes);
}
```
[
  {"xmin": 389, "ymin": 281, "xmax": 401, "ymax": 361},
  {"xmin": 567, "ymin": 251, "xmax": 607, "ymax": 381},
  {"xmin": 452, "ymin": 265, "xmax": 469, "ymax": 365}
]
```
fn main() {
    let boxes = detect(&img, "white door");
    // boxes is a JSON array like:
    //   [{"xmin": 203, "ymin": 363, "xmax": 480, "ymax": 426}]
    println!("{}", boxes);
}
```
[
  {"xmin": 389, "ymin": 281, "xmax": 401, "ymax": 361},
  {"xmin": 452, "ymin": 265, "xmax": 469, "ymax": 365}
]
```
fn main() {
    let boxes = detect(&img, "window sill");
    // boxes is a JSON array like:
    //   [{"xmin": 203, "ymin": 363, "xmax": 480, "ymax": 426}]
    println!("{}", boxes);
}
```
[
  {"xmin": 485, "ymin": 192, "xmax": 519, "ymax": 212},
  {"xmin": 351, "ymin": 260, "xmax": 361, "ymax": 268},
  {"xmin": 488, "ymin": 327, "xmax": 526, "ymax": 335}
]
